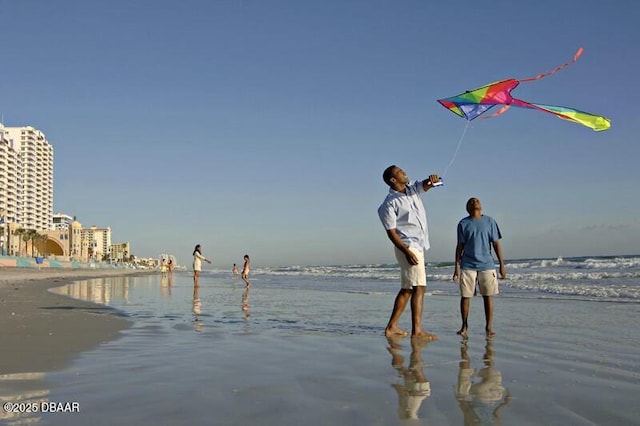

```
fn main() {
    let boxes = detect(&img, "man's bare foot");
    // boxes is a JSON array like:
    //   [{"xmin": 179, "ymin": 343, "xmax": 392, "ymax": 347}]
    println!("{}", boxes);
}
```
[
  {"xmin": 456, "ymin": 328, "xmax": 468, "ymax": 338},
  {"xmin": 486, "ymin": 329, "xmax": 496, "ymax": 337},
  {"xmin": 385, "ymin": 327, "xmax": 409, "ymax": 337},
  {"xmin": 412, "ymin": 331, "xmax": 438, "ymax": 341}
]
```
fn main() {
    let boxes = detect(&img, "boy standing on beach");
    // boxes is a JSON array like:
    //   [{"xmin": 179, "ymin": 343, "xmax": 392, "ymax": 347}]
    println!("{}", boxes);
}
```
[
  {"xmin": 378, "ymin": 165, "xmax": 440, "ymax": 340},
  {"xmin": 453, "ymin": 198, "xmax": 506, "ymax": 337},
  {"xmin": 241, "ymin": 254, "xmax": 251, "ymax": 286}
]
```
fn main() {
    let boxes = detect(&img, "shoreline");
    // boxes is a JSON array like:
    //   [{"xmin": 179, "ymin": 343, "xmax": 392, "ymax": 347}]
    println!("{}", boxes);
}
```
[
  {"xmin": 0, "ymin": 268, "xmax": 154, "ymax": 375},
  {"xmin": 1, "ymin": 269, "xmax": 638, "ymax": 424}
]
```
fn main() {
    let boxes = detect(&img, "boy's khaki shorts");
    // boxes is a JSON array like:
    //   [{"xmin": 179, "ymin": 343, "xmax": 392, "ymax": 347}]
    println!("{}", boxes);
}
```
[{"xmin": 459, "ymin": 269, "xmax": 498, "ymax": 297}]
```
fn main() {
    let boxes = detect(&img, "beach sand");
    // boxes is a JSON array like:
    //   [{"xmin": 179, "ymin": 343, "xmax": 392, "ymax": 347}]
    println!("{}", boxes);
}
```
[
  {"xmin": 33, "ymin": 294, "xmax": 639, "ymax": 426},
  {"xmin": 0, "ymin": 268, "xmax": 150, "ymax": 375},
  {"xmin": 1, "ymin": 271, "xmax": 639, "ymax": 425}
]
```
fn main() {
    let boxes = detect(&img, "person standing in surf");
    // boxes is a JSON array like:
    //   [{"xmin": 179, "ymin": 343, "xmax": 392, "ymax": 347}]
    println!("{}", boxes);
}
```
[
  {"xmin": 192, "ymin": 244, "xmax": 212, "ymax": 287},
  {"xmin": 232, "ymin": 263, "xmax": 239, "ymax": 278},
  {"xmin": 241, "ymin": 254, "xmax": 250, "ymax": 286},
  {"xmin": 452, "ymin": 197, "xmax": 506, "ymax": 337},
  {"xmin": 378, "ymin": 165, "xmax": 440, "ymax": 340}
]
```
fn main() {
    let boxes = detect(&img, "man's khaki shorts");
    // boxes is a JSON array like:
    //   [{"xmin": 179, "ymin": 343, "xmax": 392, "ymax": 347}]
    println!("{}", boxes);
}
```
[
  {"xmin": 459, "ymin": 269, "xmax": 498, "ymax": 297},
  {"xmin": 394, "ymin": 247, "xmax": 427, "ymax": 289}
]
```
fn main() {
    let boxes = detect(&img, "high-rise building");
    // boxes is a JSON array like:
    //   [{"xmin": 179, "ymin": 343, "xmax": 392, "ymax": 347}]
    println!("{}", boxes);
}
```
[
  {"xmin": 0, "ymin": 124, "xmax": 19, "ymax": 225},
  {"xmin": 1, "ymin": 125, "xmax": 54, "ymax": 230},
  {"xmin": 53, "ymin": 212, "xmax": 74, "ymax": 230}
]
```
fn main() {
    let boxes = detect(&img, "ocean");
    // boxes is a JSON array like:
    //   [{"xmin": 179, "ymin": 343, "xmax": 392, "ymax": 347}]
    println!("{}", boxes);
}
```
[
  {"xmin": 6, "ymin": 255, "xmax": 640, "ymax": 425},
  {"xmin": 253, "ymin": 254, "xmax": 640, "ymax": 302}
]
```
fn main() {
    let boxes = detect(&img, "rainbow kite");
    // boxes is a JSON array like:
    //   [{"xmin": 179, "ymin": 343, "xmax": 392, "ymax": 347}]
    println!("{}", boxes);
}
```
[{"xmin": 437, "ymin": 48, "xmax": 611, "ymax": 131}]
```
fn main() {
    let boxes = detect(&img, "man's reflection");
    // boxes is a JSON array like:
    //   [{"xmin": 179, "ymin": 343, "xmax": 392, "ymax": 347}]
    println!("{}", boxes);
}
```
[
  {"xmin": 387, "ymin": 337, "xmax": 431, "ymax": 420},
  {"xmin": 193, "ymin": 285, "xmax": 203, "ymax": 332},
  {"xmin": 455, "ymin": 338, "xmax": 511, "ymax": 425}
]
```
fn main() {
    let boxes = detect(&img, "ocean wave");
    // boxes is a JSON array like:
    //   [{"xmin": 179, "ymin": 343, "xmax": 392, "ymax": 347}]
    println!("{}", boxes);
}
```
[
  {"xmin": 203, "ymin": 255, "xmax": 640, "ymax": 301},
  {"xmin": 207, "ymin": 255, "xmax": 640, "ymax": 277},
  {"xmin": 504, "ymin": 280, "xmax": 640, "ymax": 301},
  {"xmin": 507, "ymin": 256, "xmax": 640, "ymax": 270},
  {"xmin": 508, "ymin": 271, "xmax": 640, "ymax": 281},
  {"xmin": 243, "ymin": 264, "xmax": 401, "ymax": 281},
  {"xmin": 579, "ymin": 257, "xmax": 640, "ymax": 269}
]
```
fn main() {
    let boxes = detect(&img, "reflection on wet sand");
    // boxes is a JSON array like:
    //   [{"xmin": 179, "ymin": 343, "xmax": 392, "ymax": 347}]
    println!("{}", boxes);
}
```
[
  {"xmin": 160, "ymin": 274, "xmax": 173, "ymax": 297},
  {"xmin": 0, "ymin": 372, "xmax": 49, "ymax": 424},
  {"xmin": 241, "ymin": 286, "xmax": 250, "ymax": 319},
  {"xmin": 192, "ymin": 285, "xmax": 202, "ymax": 332},
  {"xmin": 50, "ymin": 276, "xmax": 132, "ymax": 304},
  {"xmin": 455, "ymin": 338, "xmax": 511, "ymax": 425},
  {"xmin": 386, "ymin": 336, "xmax": 431, "ymax": 420}
]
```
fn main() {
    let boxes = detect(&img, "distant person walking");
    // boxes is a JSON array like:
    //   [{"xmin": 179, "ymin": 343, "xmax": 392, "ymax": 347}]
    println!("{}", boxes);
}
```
[
  {"xmin": 241, "ymin": 254, "xmax": 250, "ymax": 285},
  {"xmin": 453, "ymin": 198, "xmax": 506, "ymax": 337},
  {"xmin": 232, "ymin": 263, "xmax": 239, "ymax": 278},
  {"xmin": 192, "ymin": 244, "xmax": 212, "ymax": 287},
  {"xmin": 378, "ymin": 165, "xmax": 440, "ymax": 340}
]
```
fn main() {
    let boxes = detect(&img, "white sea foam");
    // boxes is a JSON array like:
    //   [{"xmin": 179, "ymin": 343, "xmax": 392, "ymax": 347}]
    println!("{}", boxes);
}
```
[{"xmin": 205, "ymin": 255, "xmax": 640, "ymax": 302}]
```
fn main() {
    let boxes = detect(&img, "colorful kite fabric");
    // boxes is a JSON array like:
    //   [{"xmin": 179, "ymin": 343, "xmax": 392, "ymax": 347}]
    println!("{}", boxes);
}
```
[{"xmin": 437, "ymin": 49, "xmax": 611, "ymax": 131}]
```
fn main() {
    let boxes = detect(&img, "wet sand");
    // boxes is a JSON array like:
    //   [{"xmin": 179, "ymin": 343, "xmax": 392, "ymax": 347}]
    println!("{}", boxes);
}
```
[
  {"xmin": 0, "ymin": 268, "xmax": 152, "ymax": 375},
  {"xmin": 1, "ymin": 270, "xmax": 639, "ymax": 425}
]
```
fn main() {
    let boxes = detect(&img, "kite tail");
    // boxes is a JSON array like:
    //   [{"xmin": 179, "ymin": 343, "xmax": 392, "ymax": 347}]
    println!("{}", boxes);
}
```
[
  {"xmin": 529, "ymin": 102, "xmax": 611, "ymax": 131},
  {"xmin": 519, "ymin": 47, "xmax": 584, "ymax": 82},
  {"xmin": 442, "ymin": 120, "xmax": 471, "ymax": 178},
  {"xmin": 510, "ymin": 98, "xmax": 611, "ymax": 131}
]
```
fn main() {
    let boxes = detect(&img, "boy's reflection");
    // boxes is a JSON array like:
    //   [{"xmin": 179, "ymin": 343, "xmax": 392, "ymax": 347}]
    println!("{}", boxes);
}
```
[
  {"xmin": 193, "ymin": 285, "xmax": 203, "ymax": 332},
  {"xmin": 386, "ymin": 337, "xmax": 431, "ymax": 420},
  {"xmin": 455, "ymin": 338, "xmax": 511, "ymax": 425},
  {"xmin": 242, "ymin": 286, "xmax": 250, "ymax": 320}
]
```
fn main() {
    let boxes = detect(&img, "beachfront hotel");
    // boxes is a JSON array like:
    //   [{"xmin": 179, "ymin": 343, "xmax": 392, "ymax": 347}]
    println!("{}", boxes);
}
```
[
  {"xmin": 0, "ymin": 123, "xmax": 53, "ymax": 256},
  {"xmin": 79, "ymin": 225, "xmax": 112, "ymax": 260},
  {"xmin": 0, "ymin": 124, "xmax": 53, "ymax": 230},
  {"xmin": 0, "ymin": 123, "xmax": 131, "ymax": 262}
]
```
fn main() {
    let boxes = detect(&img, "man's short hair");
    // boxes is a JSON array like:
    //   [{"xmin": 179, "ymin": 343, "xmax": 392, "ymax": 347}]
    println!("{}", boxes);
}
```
[{"xmin": 383, "ymin": 165, "xmax": 397, "ymax": 186}]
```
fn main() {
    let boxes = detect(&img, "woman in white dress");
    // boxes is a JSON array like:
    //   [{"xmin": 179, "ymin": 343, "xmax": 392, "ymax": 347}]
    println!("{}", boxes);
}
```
[{"xmin": 192, "ymin": 244, "xmax": 212, "ymax": 287}]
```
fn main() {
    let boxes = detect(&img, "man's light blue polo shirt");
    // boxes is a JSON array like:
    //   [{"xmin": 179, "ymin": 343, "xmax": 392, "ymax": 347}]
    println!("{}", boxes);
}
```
[{"xmin": 378, "ymin": 180, "xmax": 430, "ymax": 251}]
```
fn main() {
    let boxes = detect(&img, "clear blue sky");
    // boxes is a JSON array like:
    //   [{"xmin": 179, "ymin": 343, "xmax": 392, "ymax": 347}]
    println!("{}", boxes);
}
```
[{"xmin": 1, "ymin": 0, "xmax": 638, "ymax": 267}]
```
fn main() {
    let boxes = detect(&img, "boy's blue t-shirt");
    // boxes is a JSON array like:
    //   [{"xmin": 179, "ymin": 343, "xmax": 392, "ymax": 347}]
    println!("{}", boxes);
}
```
[{"xmin": 457, "ymin": 215, "xmax": 502, "ymax": 270}]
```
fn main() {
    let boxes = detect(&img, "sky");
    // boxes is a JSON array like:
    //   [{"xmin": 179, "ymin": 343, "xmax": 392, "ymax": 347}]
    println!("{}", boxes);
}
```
[{"xmin": 1, "ymin": 0, "xmax": 639, "ymax": 267}]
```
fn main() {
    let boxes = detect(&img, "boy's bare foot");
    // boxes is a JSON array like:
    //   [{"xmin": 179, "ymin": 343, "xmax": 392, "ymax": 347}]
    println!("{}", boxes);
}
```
[
  {"xmin": 456, "ymin": 328, "xmax": 468, "ymax": 338},
  {"xmin": 385, "ymin": 327, "xmax": 409, "ymax": 337},
  {"xmin": 412, "ymin": 331, "xmax": 438, "ymax": 341}
]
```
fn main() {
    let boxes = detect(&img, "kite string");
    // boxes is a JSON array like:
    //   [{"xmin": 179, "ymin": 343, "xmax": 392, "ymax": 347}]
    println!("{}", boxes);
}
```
[{"xmin": 441, "ymin": 120, "xmax": 470, "ymax": 179}]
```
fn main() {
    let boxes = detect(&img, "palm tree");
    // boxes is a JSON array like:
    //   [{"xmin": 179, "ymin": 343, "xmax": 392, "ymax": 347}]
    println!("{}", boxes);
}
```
[
  {"xmin": 13, "ymin": 228, "xmax": 26, "ymax": 256},
  {"xmin": 35, "ymin": 233, "xmax": 48, "ymax": 257},
  {"xmin": 26, "ymin": 230, "xmax": 39, "ymax": 257}
]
